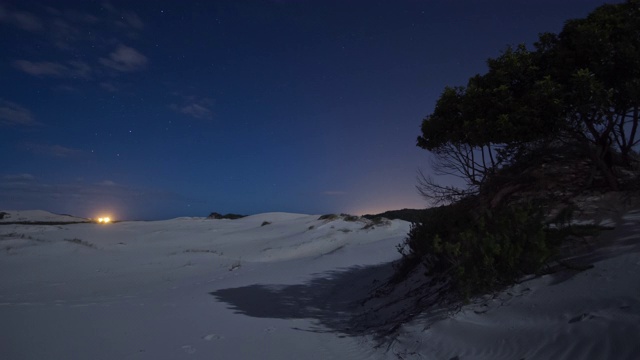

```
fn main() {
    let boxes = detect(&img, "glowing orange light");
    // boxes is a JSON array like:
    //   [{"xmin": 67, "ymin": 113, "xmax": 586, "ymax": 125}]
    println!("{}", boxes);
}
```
[{"xmin": 97, "ymin": 217, "xmax": 112, "ymax": 224}]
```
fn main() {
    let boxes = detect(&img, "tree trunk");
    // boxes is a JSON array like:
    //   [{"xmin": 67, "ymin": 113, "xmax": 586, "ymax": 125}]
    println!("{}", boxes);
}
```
[{"xmin": 587, "ymin": 142, "xmax": 619, "ymax": 190}]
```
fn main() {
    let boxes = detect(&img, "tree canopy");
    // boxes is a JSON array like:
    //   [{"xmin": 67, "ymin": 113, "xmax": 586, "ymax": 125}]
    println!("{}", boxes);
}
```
[{"xmin": 418, "ymin": 0, "xmax": 640, "ymax": 200}]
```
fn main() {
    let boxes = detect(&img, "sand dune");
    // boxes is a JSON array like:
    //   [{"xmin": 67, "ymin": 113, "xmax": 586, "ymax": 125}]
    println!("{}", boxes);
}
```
[{"xmin": 1, "ymin": 210, "xmax": 638, "ymax": 359}]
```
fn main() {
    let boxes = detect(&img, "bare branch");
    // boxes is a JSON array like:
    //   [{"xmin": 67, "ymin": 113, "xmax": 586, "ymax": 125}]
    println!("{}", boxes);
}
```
[{"xmin": 416, "ymin": 169, "xmax": 476, "ymax": 205}]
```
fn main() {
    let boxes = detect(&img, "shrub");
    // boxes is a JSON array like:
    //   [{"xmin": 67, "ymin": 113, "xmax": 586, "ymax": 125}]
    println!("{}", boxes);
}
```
[
  {"xmin": 401, "ymin": 201, "xmax": 556, "ymax": 298},
  {"xmin": 207, "ymin": 212, "xmax": 246, "ymax": 220},
  {"xmin": 318, "ymin": 214, "xmax": 338, "ymax": 221},
  {"xmin": 362, "ymin": 217, "xmax": 390, "ymax": 230},
  {"xmin": 363, "ymin": 208, "xmax": 432, "ymax": 223},
  {"xmin": 340, "ymin": 213, "xmax": 360, "ymax": 222}
]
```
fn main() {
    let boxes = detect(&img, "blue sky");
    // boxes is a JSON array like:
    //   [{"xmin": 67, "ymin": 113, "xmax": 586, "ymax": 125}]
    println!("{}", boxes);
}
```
[{"xmin": 0, "ymin": 0, "xmax": 619, "ymax": 220}]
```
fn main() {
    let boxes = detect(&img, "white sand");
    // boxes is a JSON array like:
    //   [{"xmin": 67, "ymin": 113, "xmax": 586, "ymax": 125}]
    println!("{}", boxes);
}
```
[
  {"xmin": 1, "ymin": 210, "xmax": 638, "ymax": 359},
  {"xmin": 0, "ymin": 210, "xmax": 88, "ymax": 223}
]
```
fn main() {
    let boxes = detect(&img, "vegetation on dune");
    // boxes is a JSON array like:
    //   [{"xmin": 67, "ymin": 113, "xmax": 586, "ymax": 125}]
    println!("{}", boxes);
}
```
[
  {"xmin": 363, "ymin": 208, "xmax": 433, "ymax": 223},
  {"xmin": 318, "ymin": 214, "xmax": 339, "ymax": 221},
  {"xmin": 207, "ymin": 212, "xmax": 246, "ymax": 220},
  {"xmin": 341, "ymin": 213, "xmax": 360, "ymax": 222},
  {"xmin": 361, "ymin": 216, "xmax": 391, "ymax": 230},
  {"xmin": 318, "ymin": 213, "xmax": 361, "ymax": 222},
  {"xmin": 400, "ymin": 0, "xmax": 640, "ymax": 300}
]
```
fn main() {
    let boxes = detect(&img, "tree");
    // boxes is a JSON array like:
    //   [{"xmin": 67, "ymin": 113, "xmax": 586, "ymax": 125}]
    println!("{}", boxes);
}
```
[
  {"xmin": 550, "ymin": 0, "xmax": 640, "ymax": 187},
  {"xmin": 417, "ymin": 0, "xmax": 640, "ymax": 201},
  {"xmin": 417, "ymin": 45, "xmax": 562, "ymax": 202}
]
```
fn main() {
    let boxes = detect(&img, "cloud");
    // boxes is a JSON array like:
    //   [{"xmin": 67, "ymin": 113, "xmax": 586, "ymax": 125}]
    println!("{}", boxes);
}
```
[
  {"xmin": 99, "ymin": 82, "xmax": 118, "ymax": 92},
  {"xmin": 99, "ymin": 45, "xmax": 148, "ymax": 72},
  {"xmin": 98, "ymin": 180, "xmax": 117, "ymax": 186},
  {"xmin": 101, "ymin": 1, "xmax": 117, "ymax": 13},
  {"xmin": 180, "ymin": 103, "xmax": 214, "ymax": 120},
  {"xmin": 5, "ymin": 2, "xmax": 147, "ymax": 87},
  {"xmin": 43, "ymin": 6, "xmax": 99, "ymax": 49},
  {"xmin": 2, "ymin": 4, "xmax": 94, "ymax": 50},
  {"xmin": 25, "ymin": 143, "xmax": 87, "ymax": 158},
  {"xmin": 45, "ymin": 7, "xmax": 99, "ymax": 24},
  {"xmin": 13, "ymin": 60, "xmax": 66, "ymax": 76},
  {"xmin": 47, "ymin": 145, "xmax": 86, "ymax": 158},
  {"xmin": 0, "ymin": 100, "xmax": 38, "ymax": 126},
  {"xmin": 0, "ymin": 4, "xmax": 43, "ymax": 32},
  {"xmin": 102, "ymin": 2, "xmax": 144, "ymax": 32},
  {"xmin": 10, "ymin": 11, "xmax": 42, "ymax": 31},
  {"xmin": 170, "ymin": 96, "xmax": 215, "ymax": 120},
  {"xmin": 3, "ymin": 173, "xmax": 36, "ymax": 182},
  {"xmin": 13, "ymin": 60, "xmax": 92, "ymax": 79},
  {"xmin": 69, "ymin": 61, "xmax": 92, "ymax": 78}
]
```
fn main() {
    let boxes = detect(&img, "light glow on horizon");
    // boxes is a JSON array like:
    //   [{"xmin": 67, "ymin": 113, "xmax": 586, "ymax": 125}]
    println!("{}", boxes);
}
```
[{"xmin": 97, "ymin": 217, "xmax": 112, "ymax": 224}]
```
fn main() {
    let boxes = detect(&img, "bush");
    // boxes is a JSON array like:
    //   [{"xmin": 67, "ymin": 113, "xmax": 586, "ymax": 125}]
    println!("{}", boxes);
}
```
[
  {"xmin": 401, "ymin": 201, "xmax": 556, "ymax": 298},
  {"xmin": 340, "ymin": 213, "xmax": 360, "ymax": 222},
  {"xmin": 208, "ymin": 212, "xmax": 246, "ymax": 220},
  {"xmin": 318, "ymin": 214, "xmax": 338, "ymax": 221},
  {"xmin": 362, "ymin": 217, "xmax": 391, "ymax": 230}
]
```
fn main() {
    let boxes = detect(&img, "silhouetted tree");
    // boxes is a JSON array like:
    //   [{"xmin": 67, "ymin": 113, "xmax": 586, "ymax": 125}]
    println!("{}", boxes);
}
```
[{"xmin": 418, "ymin": 0, "xmax": 640, "ymax": 201}]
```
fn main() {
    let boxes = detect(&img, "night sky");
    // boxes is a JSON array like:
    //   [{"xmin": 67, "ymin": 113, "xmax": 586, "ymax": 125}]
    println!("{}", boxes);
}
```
[{"xmin": 0, "ymin": 0, "xmax": 620, "ymax": 220}]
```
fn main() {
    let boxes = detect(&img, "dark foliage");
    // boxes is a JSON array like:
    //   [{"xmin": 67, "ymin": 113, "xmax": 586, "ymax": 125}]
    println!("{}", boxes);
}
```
[
  {"xmin": 399, "ymin": 201, "xmax": 557, "ymax": 298},
  {"xmin": 318, "ymin": 214, "xmax": 360, "ymax": 221},
  {"xmin": 340, "ymin": 214, "xmax": 360, "ymax": 222},
  {"xmin": 207, "ymin": 212, "xmax": 246, "ymax": 220},
  {"xmin": 318, "ymin": 214, "xmax": 338, "ymax": 221},
  {"xmin": 363, "ymin": 208, "xmax": 435, "ymax": 223},
  {"xmin": 417, "ymin": 0, "xmax": 640, "ymax": 201}
]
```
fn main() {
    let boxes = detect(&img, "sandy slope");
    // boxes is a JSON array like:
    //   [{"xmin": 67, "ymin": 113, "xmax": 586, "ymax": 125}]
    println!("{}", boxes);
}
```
[
  {"xmin": 0, "ymin": 210, "xmax": 88, "ymax": 223},
  {"xmin": 0, "ymin": 212, "xmax": 408, "ymax": 359},
  {"xmin": 1, "ymin": 210, "xmax": 639, "ymax": 359}
]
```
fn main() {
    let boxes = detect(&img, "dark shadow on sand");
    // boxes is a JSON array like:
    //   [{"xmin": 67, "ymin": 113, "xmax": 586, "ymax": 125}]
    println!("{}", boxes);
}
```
[{"xmin": 209, "ymin": 262, "xmax": 401, "ymax": 338}]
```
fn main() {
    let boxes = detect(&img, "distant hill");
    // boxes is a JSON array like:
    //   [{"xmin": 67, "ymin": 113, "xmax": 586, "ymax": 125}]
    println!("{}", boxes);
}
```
[{"xmin": 0, "ymin": 210, "xmax": 90, "ymax": 224}]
